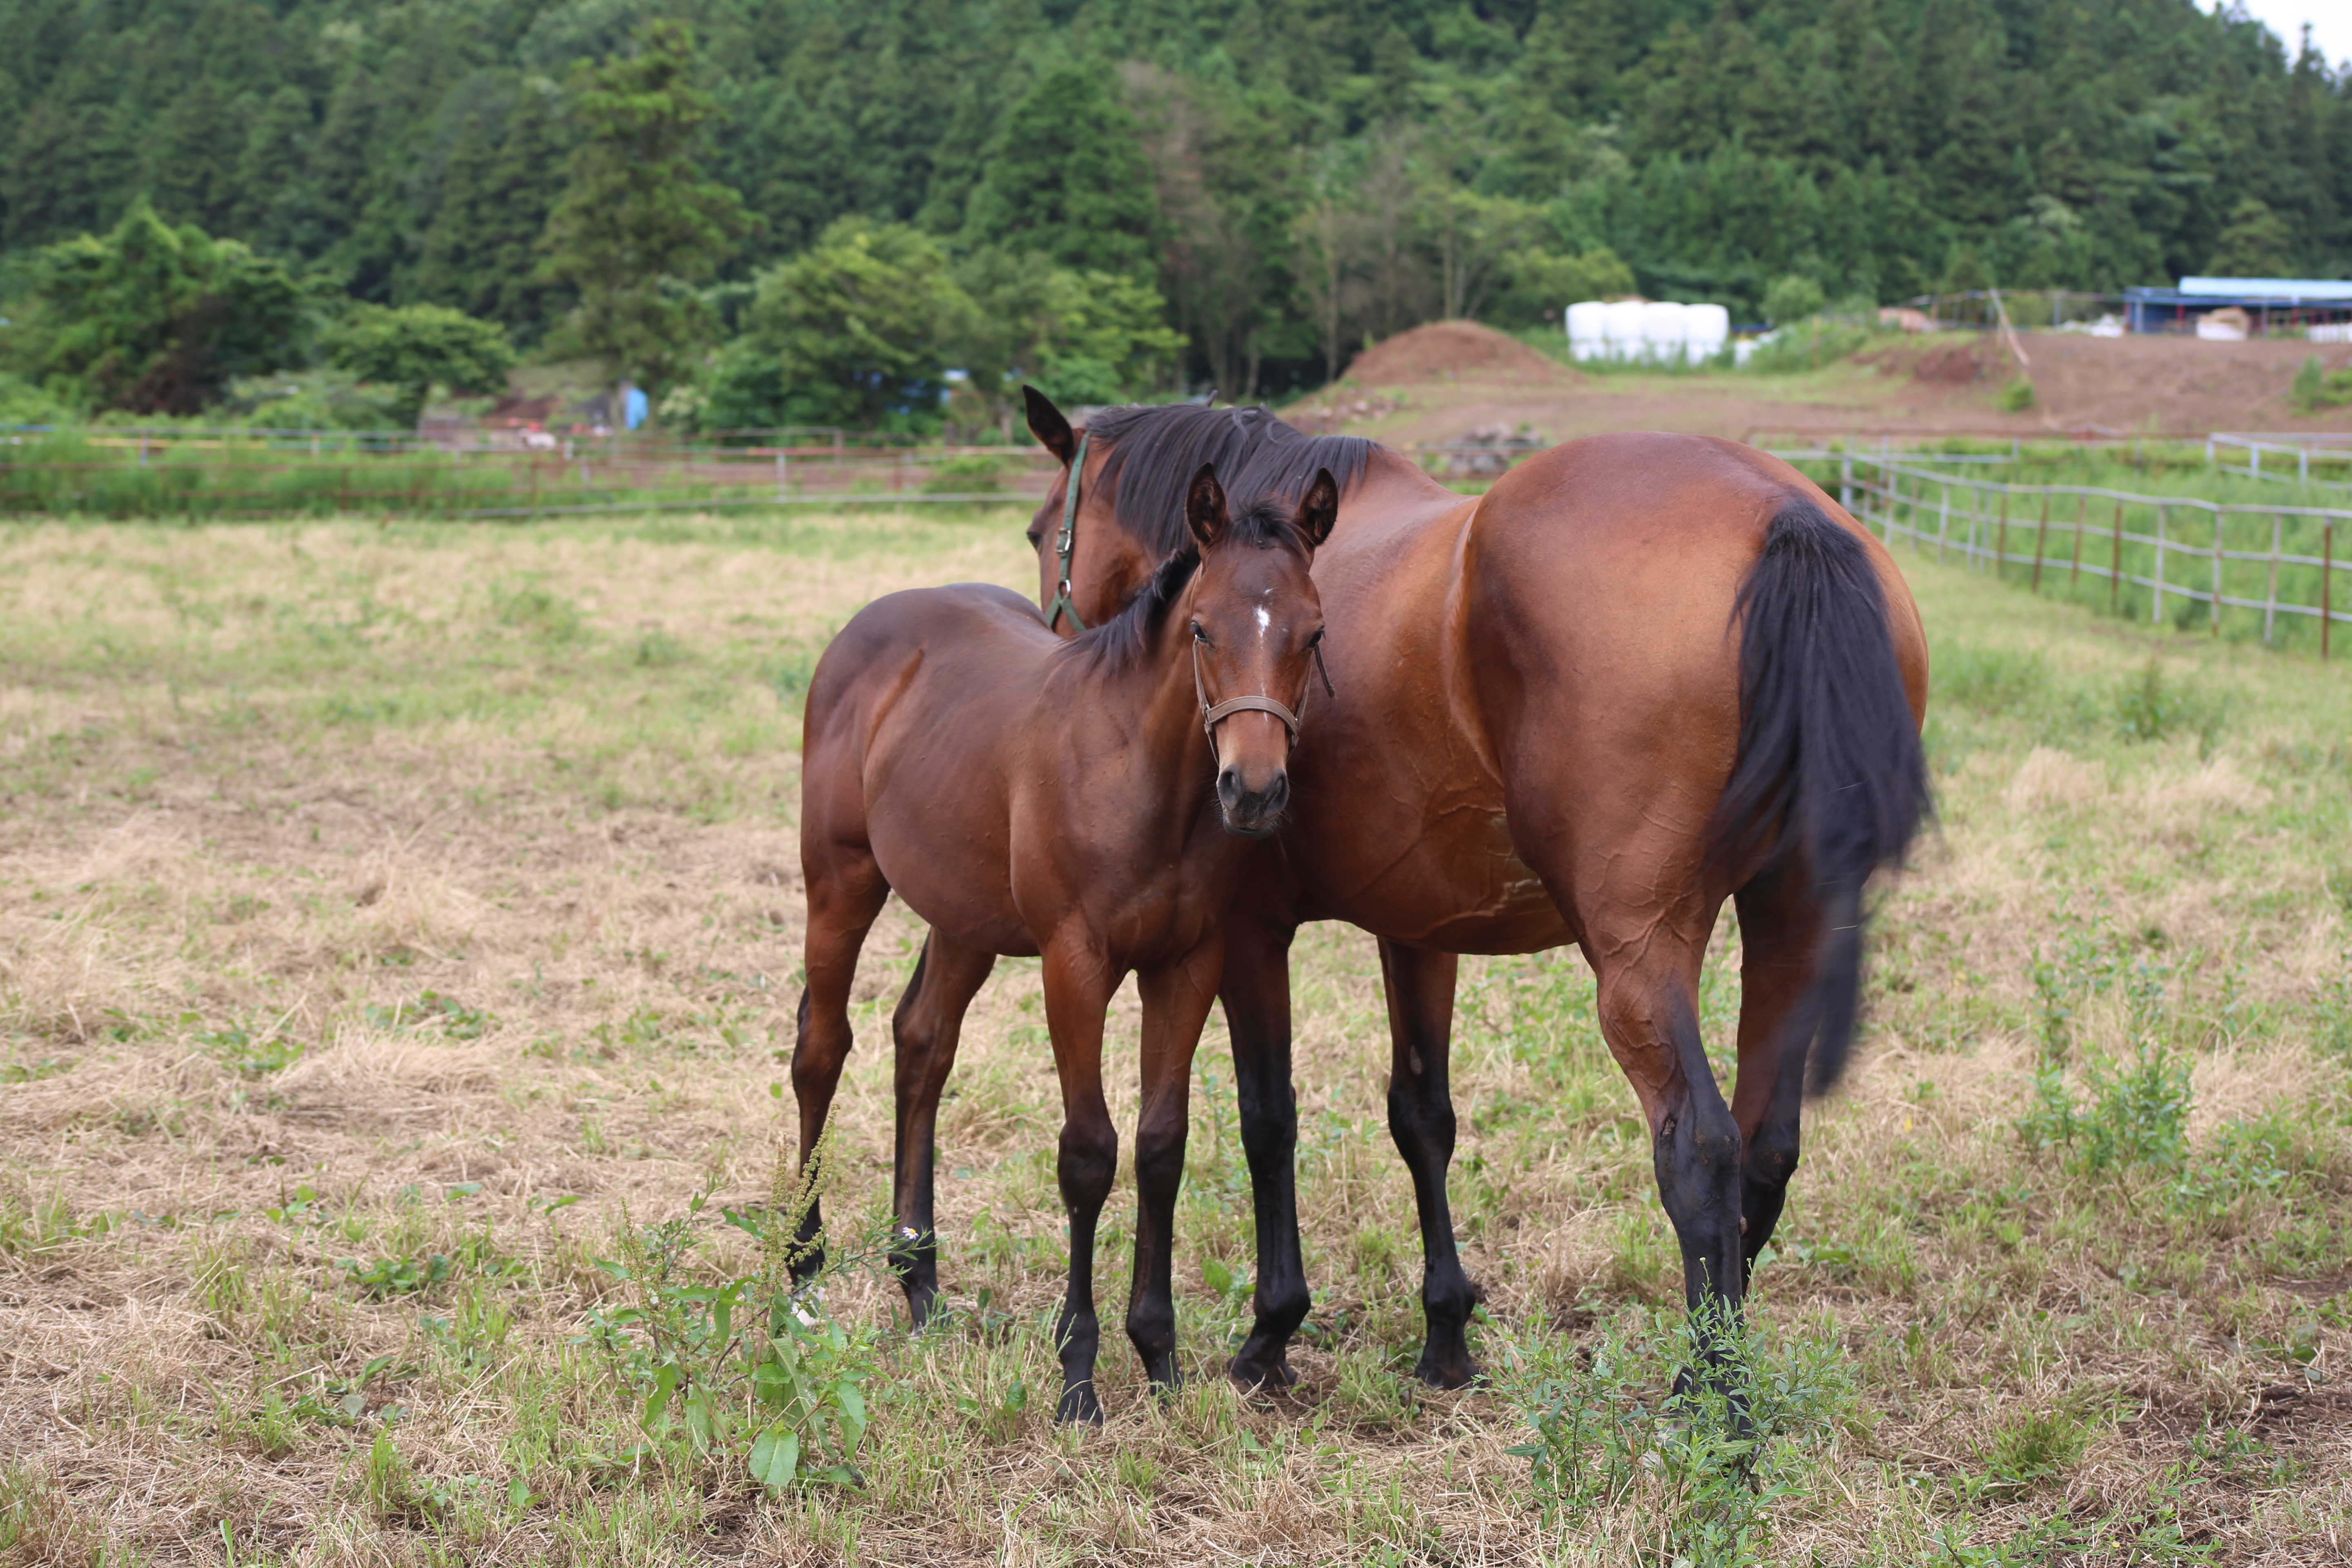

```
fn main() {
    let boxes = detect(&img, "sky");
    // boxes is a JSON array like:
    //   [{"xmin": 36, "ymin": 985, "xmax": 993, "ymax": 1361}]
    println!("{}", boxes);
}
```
[{"xmin": 2227, "ymin": 0, "xmax": 2352, "ymax": 68}]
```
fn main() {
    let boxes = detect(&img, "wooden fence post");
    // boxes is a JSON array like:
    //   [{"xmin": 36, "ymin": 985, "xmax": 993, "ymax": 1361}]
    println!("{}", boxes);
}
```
[
  {"xmin": 2070, "ymin": 496, "xmax": 2085, "ymax": 583},
  {"xmin": 2152, "ymin": 504, "xmax": 2166, "ymax": 624},
  {"xmin": 1996, "ymin": 492, "xmax": 2010, "ymax": 581},
  {"xmin": 2325, "ymin": 523, "xmax": 2334, "ymax": 660}
]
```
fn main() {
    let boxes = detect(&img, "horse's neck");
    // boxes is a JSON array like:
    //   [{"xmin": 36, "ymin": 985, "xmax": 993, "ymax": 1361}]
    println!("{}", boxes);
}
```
[{"xmin": 1095, "ymin": 615, "xmax": 1212, "ymax": 819}]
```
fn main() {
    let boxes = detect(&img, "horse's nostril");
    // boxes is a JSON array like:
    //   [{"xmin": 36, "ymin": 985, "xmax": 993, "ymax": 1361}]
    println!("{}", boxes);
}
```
[
  {"xmin": 1262, "ymin": 772, "xmax": 1289, "ymax": 814},
  {"xmin": 1216, "ymin": 766, "xmax": 1241, "ymax": 804}
]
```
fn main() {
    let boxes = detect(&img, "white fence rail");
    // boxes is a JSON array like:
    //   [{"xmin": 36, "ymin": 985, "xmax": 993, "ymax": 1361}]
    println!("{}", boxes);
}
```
[{"xmin": 1767, "ymin": 450, "xmax": 2350, "ymax": 657}]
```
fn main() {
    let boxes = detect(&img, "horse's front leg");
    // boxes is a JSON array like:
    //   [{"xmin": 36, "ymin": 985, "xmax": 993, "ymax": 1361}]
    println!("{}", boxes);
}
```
[
  {"xmin": 1378, "ymin": 938, "xmax": 1479, "ymax": 1389},
  {"xmin": 1038, "ymin": 940, "xmax": 1121, "ymax": 1423},
  {"xmin": 1125, "ymin": 938, "xmax": 1223, "ymax": 1392},
  {"xmin": 1218, "ymin": 912, "xmax": 1311, "ymax": 1389},
  {"xmin": 889, "ymin": 930, "xmax": 998, "ymax": 1327}
]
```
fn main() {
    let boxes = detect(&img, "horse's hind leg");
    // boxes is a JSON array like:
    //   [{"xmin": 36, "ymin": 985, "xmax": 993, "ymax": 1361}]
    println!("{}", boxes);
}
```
[
  {"xmin": 1584, "ymin": 929, "xmax": 1745, "ymax": 1374},
  {"xmin": 889, "ymin": 930, "xmax": 996, "ymax": 1327},
  {"xmin": 1125, "ymin": 941, "xmax": 1223, "ymax": 1393},
  {"xmin": 1728, "ymin": 866, "xmax": 1825, "ymax": 1285},
  {"xmin": 789, "ymin": 842, "xmax": 889, "ymax": 1285},
  {"xmin": 1379, "ymin": 939, "xmax": 1479, "ymax": 1389}
]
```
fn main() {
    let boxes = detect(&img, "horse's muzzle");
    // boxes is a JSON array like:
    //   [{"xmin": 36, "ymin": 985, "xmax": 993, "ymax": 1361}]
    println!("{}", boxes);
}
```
[{"xmin": 1216, "ymin": 766, "xmax": 1289, "ymax": 836}]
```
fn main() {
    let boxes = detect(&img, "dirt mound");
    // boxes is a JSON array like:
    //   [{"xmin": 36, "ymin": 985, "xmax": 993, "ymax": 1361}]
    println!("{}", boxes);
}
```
[
  {"xmin": 1860, "ymin": 341, "xmax": 1994, "ymax": 385},
  {"xmin": 1343, "ymin": 320, "xmax": 1577, "ymax": 388},
  {"xmin": 2027, "ymin": 335, "xmax": 2350, "ymax": 435}
]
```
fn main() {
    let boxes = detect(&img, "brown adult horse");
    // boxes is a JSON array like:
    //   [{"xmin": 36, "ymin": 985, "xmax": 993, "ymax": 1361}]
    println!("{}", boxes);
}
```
[
  {"xmin": 791, "ymin": 463, "xmax": 1338, "ymax": 1421},
  {"xmin": 1010, "ymin": 390, "xmax": 1931, "ymax": 1394}
]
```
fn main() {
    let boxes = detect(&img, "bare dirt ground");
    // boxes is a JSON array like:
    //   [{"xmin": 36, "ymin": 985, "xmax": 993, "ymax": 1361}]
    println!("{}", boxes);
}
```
[{"xmin": 1291, "ymin": 321, "xmax": 2352, "ymax": 450}]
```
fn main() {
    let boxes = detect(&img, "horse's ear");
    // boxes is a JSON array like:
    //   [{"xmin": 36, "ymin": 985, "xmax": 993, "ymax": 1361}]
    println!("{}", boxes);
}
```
[
  {"xmin": 1293, "ymin": 468, "xmax": 1339, "ymax": 548},
  {"xmin": 1023, "ymin": 385, "xmax": 1076, "ymax": 466},
  {"xmin": 1185, "ymin": 463, "xmax": 1228, "ymax": 548}
]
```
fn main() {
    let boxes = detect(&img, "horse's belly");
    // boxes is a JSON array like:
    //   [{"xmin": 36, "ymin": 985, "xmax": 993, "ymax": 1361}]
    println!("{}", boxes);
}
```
[
  {"xmin": 869, "ymin": 831, "xmax": 1037, "ymax": 958},
  {"xmin": 1293, "ymin": 808, "xmax": 1573, "ymax": 955}
]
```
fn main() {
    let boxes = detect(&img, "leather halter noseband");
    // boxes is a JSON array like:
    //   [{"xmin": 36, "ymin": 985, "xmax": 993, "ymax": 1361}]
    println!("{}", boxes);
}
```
[
  {"xmin": 1043, "ymin": 429, "xmax": 1090, "ymax": 634},
  {"xmin": 1192, "ymin": 631, "xmax": 1335, "ymax": 745}
]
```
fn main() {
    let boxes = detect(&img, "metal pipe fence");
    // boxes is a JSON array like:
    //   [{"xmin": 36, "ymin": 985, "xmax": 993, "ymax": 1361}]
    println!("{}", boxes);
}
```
[{"xmin": 1768, "ymin": 449, "xmax": 2351, "ymax": 658}]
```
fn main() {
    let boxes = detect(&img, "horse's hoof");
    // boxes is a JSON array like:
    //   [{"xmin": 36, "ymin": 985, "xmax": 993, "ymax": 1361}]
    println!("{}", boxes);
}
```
[
  {"xmin": 1414, "ymin": 1350, "xmax": 1479, "ymax": 1391},
  {"xmin": 1229, "ymin": 1352, "xmax": 1295, "ymax": 1392},
  {"xmin": 1056, "ymin": 1381, "xmax": 1105, "ymax": 1424}
]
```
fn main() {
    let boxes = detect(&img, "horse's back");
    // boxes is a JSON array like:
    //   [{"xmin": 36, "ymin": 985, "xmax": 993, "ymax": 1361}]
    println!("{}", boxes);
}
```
[
  {"xmin": 1468, "ymin": 434, "xmax": 1924, "ymax": 708},
  {"xmin": 802, "ymin": 582, "xmax": 1049, "ymax": 954}
]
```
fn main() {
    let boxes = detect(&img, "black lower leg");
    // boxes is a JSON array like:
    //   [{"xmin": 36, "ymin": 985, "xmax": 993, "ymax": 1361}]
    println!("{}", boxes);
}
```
[
  {"xmin": 1738, "ymin": 1114, "xmax": 1801, "ymax": 1289},
  {"xmin": 1231, "ymin": 1027, "xmax": 1307, "ymax": 1387},
  {"xmin": 1380, "ymin": 942, "xmax": 1477, "ymax": 1389},
  {"xmin": 787, "ymin": 989, "xmax": 829, "ymax": 1287},
  {"xmin": 1125, "ymin": 1108, "xmax": 1187, "ymax": 1391},
  {"xmin": 1653, "ymin": 1107, "xmax": 1748, "ymax": 1408},
  {"xmin": 1055, "ymin": 1120, "xmax": 1116, "ymax": 1424}
]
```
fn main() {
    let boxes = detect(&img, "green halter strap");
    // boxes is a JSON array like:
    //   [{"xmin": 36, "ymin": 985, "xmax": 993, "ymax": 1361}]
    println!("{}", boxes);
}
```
[{"xmin": 1044, "ymin": 429, "xmax": 1090, "ymax": 634}]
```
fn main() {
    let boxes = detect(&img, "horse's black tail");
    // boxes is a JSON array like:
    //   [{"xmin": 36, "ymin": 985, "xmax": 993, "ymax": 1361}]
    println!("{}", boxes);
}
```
[{"xmin": 1706, "ymin": 497, "xmax": 1931, "ymax": 1096}]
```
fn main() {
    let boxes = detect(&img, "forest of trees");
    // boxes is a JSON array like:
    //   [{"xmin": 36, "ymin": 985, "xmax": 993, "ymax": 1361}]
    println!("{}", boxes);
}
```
[{"xmin": 0, "ymin": 0, "xmax": 2347, "ymax": 424}]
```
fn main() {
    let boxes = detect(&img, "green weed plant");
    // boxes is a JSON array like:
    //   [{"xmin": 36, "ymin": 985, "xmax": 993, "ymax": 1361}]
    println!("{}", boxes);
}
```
[
  {"xmin": 1505, "ymin": 1303, "xmax": 1851, "ymax": 1566},
  {"xmin": 580, "ymin": 1168, "xmax": 884, "ymax": 1493}
]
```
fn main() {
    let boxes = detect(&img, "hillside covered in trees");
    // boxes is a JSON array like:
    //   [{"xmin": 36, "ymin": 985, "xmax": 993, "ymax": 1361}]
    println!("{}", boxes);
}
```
[{"xmin": 1, "ymin": 0, "xmax": 2347, "ymax": 416}]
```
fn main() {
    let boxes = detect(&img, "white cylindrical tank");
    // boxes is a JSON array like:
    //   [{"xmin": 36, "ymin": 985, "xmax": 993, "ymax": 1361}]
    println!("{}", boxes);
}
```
[
  {"xmin": 1639, "ymin": 301, "xmax": 1690, "ymax": 364},
  {"xmin": 1684, "ymin": 303, "xmax": 1729, "ymax": 362},
  {"xmin": 1566, "ymin": 301, "xmax": 1610, "ymax": 362},
  {"xmin": 1602, "ymin": 299, "xmax": 1646, "ymax": 362}
]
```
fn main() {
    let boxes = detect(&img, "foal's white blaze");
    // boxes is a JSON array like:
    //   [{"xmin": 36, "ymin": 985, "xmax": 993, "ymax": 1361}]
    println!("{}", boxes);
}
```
[{"xmin": 1254, "ymin": 604, "xmax": 1271, "ymax": 638}]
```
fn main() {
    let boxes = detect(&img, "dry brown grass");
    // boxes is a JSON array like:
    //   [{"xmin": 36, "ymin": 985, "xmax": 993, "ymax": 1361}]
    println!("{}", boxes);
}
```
[{"xmin": 2, "ymin": 511, "xmax": 2349, "ymax": 1566}]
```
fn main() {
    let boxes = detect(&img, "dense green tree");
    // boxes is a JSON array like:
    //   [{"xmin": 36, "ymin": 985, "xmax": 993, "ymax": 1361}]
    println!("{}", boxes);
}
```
[
  {"xmin": 739, "ymin": 216, "xmax": 973, "ymax": 428},
  {"xmin": 325, "ymin": 303, "xmax": 516, "ymax": 427},
  {"xmin": 956, "ymin": 248, "xmax": 1186, "ymax": 411},
  {"xmin": 0, "ymin": 0, "xmax": 2348, "ymax": 404},
  {"xmin": 232, "ymin": 85, "xmax": 330, "ymax": 263},
  {"xmin": 408, "ymin": 76, "xmax": 572, "ymax": 343},
  {"xmin": 962, "ymin": 63, "xmax": 1163, "ymax": 278},
  {"xmin": 539, "ymin": 20, "xmax": 748, "ymax": 390},
  {"xmin": 2207, "ymin": 196, "xmax": 2297, "ymax": 276},
  {"xmin": 8, "ymin": 201, "xmax": 309, "ymax": 414}
]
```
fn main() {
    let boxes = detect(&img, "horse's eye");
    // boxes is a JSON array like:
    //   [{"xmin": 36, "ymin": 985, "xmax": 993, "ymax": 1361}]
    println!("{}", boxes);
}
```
[
  {"xmin": 1189, "ymin": 621, "xmax": 1207, "ymax": 644},
  {"xmin": 1305, "ymin": 628, "xmax": 1325, "ymax": 647}
]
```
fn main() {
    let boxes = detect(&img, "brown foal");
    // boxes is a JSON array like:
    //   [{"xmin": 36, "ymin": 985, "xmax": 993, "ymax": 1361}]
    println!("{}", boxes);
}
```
[
  {"xmin": 1014, "ymin": 390, "xmax": 1931, "ymax": 1400},
  {"xmin": 790, "ymin": 463, "xmax": 1337, "ymax": 1421}
]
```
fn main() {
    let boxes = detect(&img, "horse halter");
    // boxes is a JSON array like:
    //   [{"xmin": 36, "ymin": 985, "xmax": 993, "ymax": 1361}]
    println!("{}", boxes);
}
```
[
  {"xmin": 1192, "ymin": 629, "xmax": 1336, "ymax": 745},
  {"xmin": 1043, "ymin": 429, "xmax": 1090, "ymax": 634}
]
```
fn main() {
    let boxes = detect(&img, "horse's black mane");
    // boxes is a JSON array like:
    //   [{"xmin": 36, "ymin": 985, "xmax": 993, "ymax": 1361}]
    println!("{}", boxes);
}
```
[
  {"xmin": 1064, "ymin": 493, "xmax": 1320, "ymax": 677},
  {"xmin": 1087, "ymin": 402, "xmax": 1374, "ymax": 557}
]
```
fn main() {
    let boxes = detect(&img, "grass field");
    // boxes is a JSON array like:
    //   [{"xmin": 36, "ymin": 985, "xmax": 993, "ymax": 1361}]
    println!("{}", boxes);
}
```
[{"xmin": 2, "ymin": 506, "xmax": 2348, "ymax": 1566}]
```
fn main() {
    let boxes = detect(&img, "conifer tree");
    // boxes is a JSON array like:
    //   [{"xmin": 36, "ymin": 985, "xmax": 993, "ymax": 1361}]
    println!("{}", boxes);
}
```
[
  {"xmin": 538, "ymin": 20, "xmax": 746, "ymax": 391},
  {"xmin": 962, "ymin": 64, "xmax": 1162, "ymax": 278}
]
